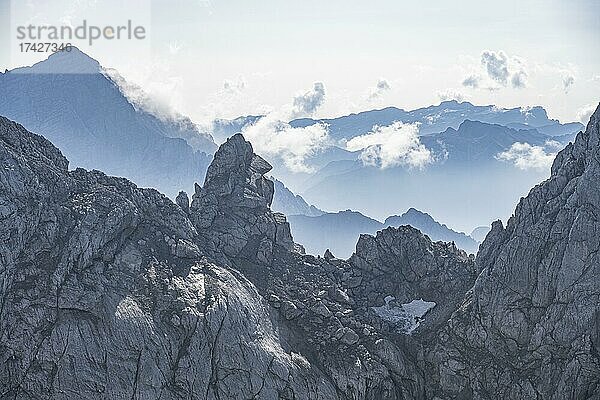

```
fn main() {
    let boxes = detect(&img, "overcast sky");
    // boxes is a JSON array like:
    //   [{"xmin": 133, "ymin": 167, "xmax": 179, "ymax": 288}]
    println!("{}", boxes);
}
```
[{"xmin": 1, "ymin": 0, "xmax": 598, "ymax": 124}]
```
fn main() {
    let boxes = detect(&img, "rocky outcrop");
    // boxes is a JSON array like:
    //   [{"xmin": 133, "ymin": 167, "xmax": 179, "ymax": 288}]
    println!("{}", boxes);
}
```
[
  {"xmin": 384, "ymin": 208, "xmax": 479, "ymax": 254},
  {"xmin": 1, "ymin": 116, "xmax": 483, "ymax": 399},
  {"xmin": 428, "ymin": 104, "xmax": 600, "ymax": 398},
  {"xmin": 189, "ymin": 134, "xmax": 294, "ymax": 265},
  {"xmin": 350, "ymin": 227, "xmax": 477, "ymax": 334},
  {"xmin": 0, "ymin": 117, "xmax": 336, "ymax": 399},
  {"xmin": 175, "ymin": 190, "xmax": 189, "ymax": 213},
  {"xmin": 228, "ymin": 220, "xmax": 477, "ymax": 399}
]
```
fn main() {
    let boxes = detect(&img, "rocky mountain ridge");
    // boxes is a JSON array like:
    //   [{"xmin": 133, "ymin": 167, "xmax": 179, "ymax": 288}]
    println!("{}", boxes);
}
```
[
  {"xmin": 1, "ymin": 102, "xmax": 599, "ymax": 399},
  {"xmin": 0, "ymin": 48, "xmax": 215, "ymax": 199},
  {"xmin": 0, "ymin": 117, "xmax": 475, "ymax": 398},
  {"xmin": 288, "ymin": 208, "xmax": 479, "ymax": 258},
  {"xmin": 427, "ymin": 103, "xmax": 600, "ymax": 398},
  {"xmin": 385, "ymin": 208, "xmax": 479, "ymax": 254}
]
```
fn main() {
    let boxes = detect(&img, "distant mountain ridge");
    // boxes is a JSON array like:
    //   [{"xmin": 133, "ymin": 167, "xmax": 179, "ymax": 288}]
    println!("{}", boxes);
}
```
[
  {"xmin": 213, "ymin": 104, "xmax": 582, "ymax": 232},
  {"xmin": 271, "ymin": 178, "xmax": 324, "ymax": 217},
  {"xmin": 0, "ymin": 48, "xmax": 216, "ymax": 198},
  {"xmin": 418, "ymin": 119, "xmax": 569, "ymax": 167},
  {"xmin": 213, "ymin": 100, "xmax": 583, "ymax": 143},
  {"xmin": 290, "ymin": 100, "xmax": 583, "ymax": 139},
  {"xmin": 299, "ymin": 118, "xmax": 574, "ymax": 231},
  {"xmin": 470, "ymin": 226, "xmax": 492, "ymax": 242},
  {"xmin": 385, "ymin": 208, "xmax": 478, "ymax": 253},
  {"xmin": 288, "ymin": 207, "xmax": 478, "ymax": 258},
  {"xmin": 288, "ymin": 210, "xmax": 383, "ymax": 258},
  {"xmin": 2, "ymin": 49, "xmax": 584, "ymax": 236}
]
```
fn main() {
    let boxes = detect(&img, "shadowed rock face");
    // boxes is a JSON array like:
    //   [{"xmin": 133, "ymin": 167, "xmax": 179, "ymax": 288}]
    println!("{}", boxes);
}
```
[
  {"xmin": 350, "ymin": 227, "xmax": 477, "ymax": 333},
  {"xmin": 1, "ymin": 103, "xmax": 599, "ymax": 400},
  {"xmin": 428, "ymin": 104, "xmax": 600, "ymax": 399}
]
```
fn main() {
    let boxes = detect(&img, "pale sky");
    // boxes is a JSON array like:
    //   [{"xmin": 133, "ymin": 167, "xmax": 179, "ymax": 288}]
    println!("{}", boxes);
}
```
[{"xmin": 1, "ymin": 0, "xmax": 599, "ymax": 124}]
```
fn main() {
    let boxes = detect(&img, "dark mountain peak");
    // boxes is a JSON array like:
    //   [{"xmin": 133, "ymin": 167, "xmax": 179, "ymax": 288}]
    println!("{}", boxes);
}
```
[
  {"xmin": 0, "ymin": 48, "xmax": 216, "ymax": 198},
  {"xmin": 439, "ymin": 99, "xmax": 460, "ymax": 105},
  {"xmin": 402, "ymin": 207, "xmax": 433, "ymax": 220},
  {"xmin": 341, "ymin": 209, "xmax": 361, "ymax": 215},
  {"xmin": 342, "ymin": 105, "xmax": 406, "ymax": 118},
  {"xmin": 431, "ymin": 102, "xmax": 600, "ymax": 397},
  {"xmin": 435, "ymin": 119, "xmax": 505, "ymax": 138},
  {"xmin": 524, "ymin": 105, "xmax": 549, "ymax": 120},
  {"xmin": 457, "ymin": 119, "xmax": 504, "ymax": 131},
  {"xmin": 335, "ymin": 209, "xmax": 382, "ymax": 223},
  {"xmin": 351, "ymin": 226, "xmax": 475, "ymax": 303},
  {"xmin": 438, "ymin": 99, "xmax": 472, "ymax": 108},
  {"xmin": 587, "ymin": 102, "xmax": 600, "ymax": 132}
]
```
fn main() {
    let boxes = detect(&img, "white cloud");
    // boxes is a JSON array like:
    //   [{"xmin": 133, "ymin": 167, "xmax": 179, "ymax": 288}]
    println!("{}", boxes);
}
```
[
  {"xmin": 544, "ymin": 140, "xmax": 564, "ymax": 151},
  {"xmin": 496, "ymin": 142, "xmax": 557, "ymax": 171},
  {"xmin": 368, "ymin": 78, "xmax": 391, "ymax": 100},
  {"xmin": 346, "ymin": 122, "xmax": 432, "ymax": 169},
  {"xmin": 481, "ymin": 51, "xmax": 510, "ymax": 85},
  {"xmin": 102, "ymin": 66, "xmax": 183, "ymax": 122},
  {"xmin": 464, "ymin": 51, "xmax": 528, "ymax": 90},
  {"xmin": 562, "ymin": 73, "xmax": 575, "ymax": 93},
  {"xmin": 510, "ymin": 57, "xmax": 528, "ymax": 88},
  {"xmin": 576, "ymin": 104, "xmax": 596, "ymax": 124},
  {"xmin": 462, "ymin": 75, "xmax": 480, "ymax": 88},
  {"xmin": 291, "ymin": 82, "xmax": 325, "ymax": 118},
  {"xmin": 238, "ymin": 82, "xmax": 331, "ymax": 173},
  {"xmin": 511, "ymin": 70, "xmax": 527, "ymax": 88},
  {"xmin": 241, "ymin": 116, "xmax": 330, "ymax": 173},
  {"xmin": 223, "ymin": 77, "xmax": 246, "ymax": 94},
  {"xmin": 437, "ymin": 89, "xmax": 466, "ymax": 102}
]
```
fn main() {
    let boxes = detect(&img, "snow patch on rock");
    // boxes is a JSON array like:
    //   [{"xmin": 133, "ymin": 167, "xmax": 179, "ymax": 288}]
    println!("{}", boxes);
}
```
[{"xmin": 371, "ymin": 296, "xmax": 436, "ymax": 334}]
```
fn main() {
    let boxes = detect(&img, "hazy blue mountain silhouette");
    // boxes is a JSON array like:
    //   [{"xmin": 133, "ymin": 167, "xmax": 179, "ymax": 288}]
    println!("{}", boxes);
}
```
[
  {"xmin": 419, "ymin": 120, "xmax": 560, "ymax": 167},
  {"xmin": 470, "ymin": 226, "xmax": 492, "ymax": 243},
  {"xmin": 288, "ymin": 210, "xmax": 384, "ymax": 258},
  {"xmin": 298, "ymin": 119, "xmax": 575, "ymax": 231},
  {"xmin": 0, "ymin": 48, "xmax": 216, "ymax": 198},
  {"xmin": 288, "ymin": 207, "xmax": 478, "ymax": 258},
  {"xmin": 210, "ymin": 100, "xmax": 582, "ymax": 147},
  {"xmin": 290, "ymin": 100, "xmax": 583, "ymax": 140},
  {"xmin": 385, "ymin": 208, "xmax": 478, "ymax": 253},
  {"xmin": 271, "ymin": 178, "xmax": 324, "ymax": 217}
]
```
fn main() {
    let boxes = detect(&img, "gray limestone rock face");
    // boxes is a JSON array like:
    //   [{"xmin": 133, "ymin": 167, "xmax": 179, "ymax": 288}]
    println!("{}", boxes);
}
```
[
  {"xmin": 350, "ymin": 226, "xmax": 477, "ymax": 334},
  {"xmin": 175, "ymin": 190, "xmax": 190, "ymax": 213},
  {"xmin": 2, "ymin": 102, "xmax": 599, "ymax": 400},
  {"xmin": 427, "ymin": 104, "xmax": 600, "ymax": 399},
  {"xmin": 189, "ymin": 133, "xmax": 294, "ymax": 265},
  {"xmin": 0, "ymin": 117, "xmax": 337, "ymax": 400}
]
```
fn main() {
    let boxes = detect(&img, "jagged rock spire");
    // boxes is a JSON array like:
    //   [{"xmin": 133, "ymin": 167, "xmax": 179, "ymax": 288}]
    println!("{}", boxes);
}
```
[
  {"xmin": 190, "ymin": 133, "xmax": 294, "ymax": 264},
  {"xmin": 199, "ymin": 133, "xmax": 275, "ymax": 207}
]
